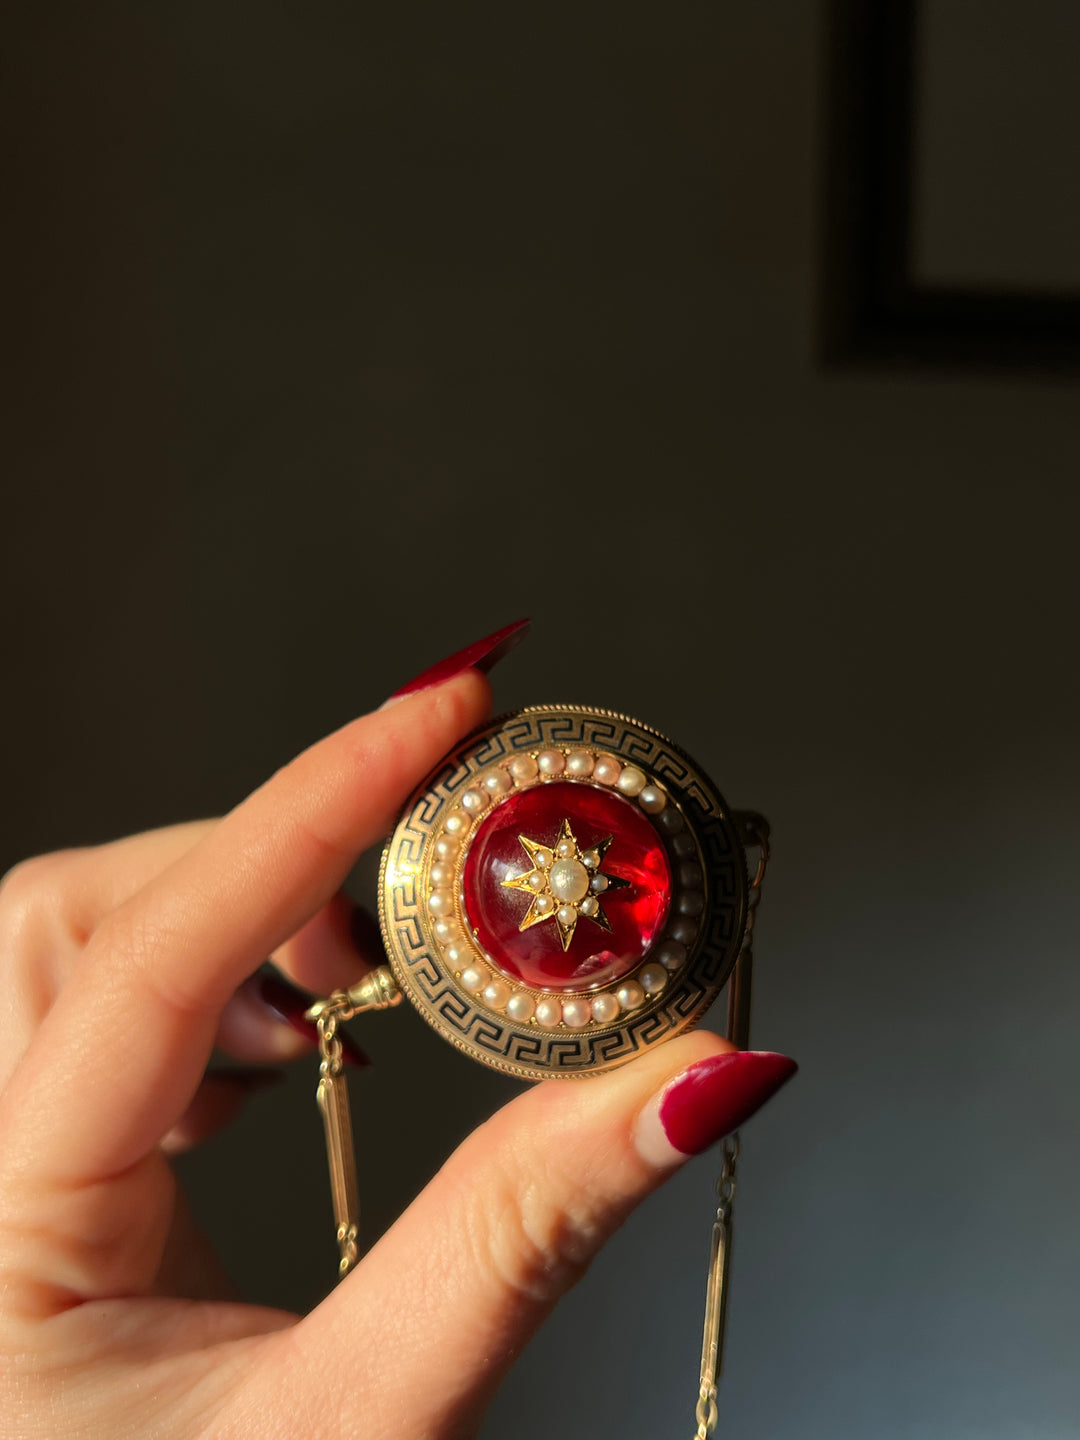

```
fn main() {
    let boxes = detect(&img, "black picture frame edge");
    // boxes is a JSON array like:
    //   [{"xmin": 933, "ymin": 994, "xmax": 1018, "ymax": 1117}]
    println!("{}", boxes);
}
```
[{"xmin": 819, "ymin": 0, "xmax": 1080, "ymax": 374}]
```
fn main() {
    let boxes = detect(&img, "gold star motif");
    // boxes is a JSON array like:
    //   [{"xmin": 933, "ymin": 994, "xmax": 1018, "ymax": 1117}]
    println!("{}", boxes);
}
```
[{"xmin": 501, "ymin": 817, "xmax": 629, "ymax": 950}]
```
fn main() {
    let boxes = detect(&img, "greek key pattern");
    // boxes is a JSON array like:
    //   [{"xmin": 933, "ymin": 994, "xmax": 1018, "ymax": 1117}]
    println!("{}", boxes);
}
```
[{"xmin": 380, "ymin": 706, "xmax": 748, "ymax": 1080}]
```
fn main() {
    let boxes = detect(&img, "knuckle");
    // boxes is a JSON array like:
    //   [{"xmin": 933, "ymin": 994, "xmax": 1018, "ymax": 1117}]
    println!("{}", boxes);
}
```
[
  {"xmin": 421, "ymin": 678, "xmax": 480, "ymax": 750},
  {"xmin": 89, "ymin": 901, "xmax": 211, "ymax": 1018},
  {"xmin": 461, "ymin": 1139, "xmax": 606, "ymax": 1306},
  {"xmin": 0, "ymin": 853, "xmax": 75, "ymax": 956},
  {"xmin": 0, "ymin": 853, "xmax": 86, "ymax": 1082},
  {"xmin": 91, "ymin": 901, "xmax": 166, "ymax": 979}
]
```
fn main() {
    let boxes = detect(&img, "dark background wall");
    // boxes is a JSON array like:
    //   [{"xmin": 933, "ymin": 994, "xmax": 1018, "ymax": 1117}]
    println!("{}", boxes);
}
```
[{"xmin": 3, "ymin": 4, "xmax": 1079, "ymax": 1437}]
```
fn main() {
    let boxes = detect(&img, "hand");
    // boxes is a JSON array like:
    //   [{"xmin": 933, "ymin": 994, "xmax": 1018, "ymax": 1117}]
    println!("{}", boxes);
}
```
[{"xmin": 0, "ymin": 668, "xmax": 795, "ymax": 1439}]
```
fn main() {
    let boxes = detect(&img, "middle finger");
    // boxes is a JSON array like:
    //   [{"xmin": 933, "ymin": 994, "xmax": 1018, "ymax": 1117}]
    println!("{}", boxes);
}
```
[{"xmin": 0, "ymin": 827, "xmax": 382, "ymax": 1085}]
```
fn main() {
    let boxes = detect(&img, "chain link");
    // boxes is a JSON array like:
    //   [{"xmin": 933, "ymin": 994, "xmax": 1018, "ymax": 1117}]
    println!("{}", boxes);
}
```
[
  {"xmin": 317, "ymin": 1011, "xmax": 345, "ymax": 1078},
  {"xmin": 306, "ymin": 829, "xmax": 773, "ymax": 1421},
  {"xmin": 692, "ymin": 815, "xmax": 769, "ymax": 1439},
  {"xmin": 315, "ymin": 1013, "xmax": 361, "ymax": 1272},
  {"xmin": 314, "ymin": 1002, "xmax": 362, "ymax": 1275},
  {"xmin": 309, "ymin": 968, "xmax": 403, "ymax": 1278}
]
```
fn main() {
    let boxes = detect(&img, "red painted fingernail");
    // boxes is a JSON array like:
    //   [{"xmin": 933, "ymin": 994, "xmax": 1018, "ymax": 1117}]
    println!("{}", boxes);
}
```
[
  {"xmin": 652, "ymin": 1051, "xmax": 797, "ymax": 1158},
  {"xmin": 348, "ymin": 903, "xmax": 385, "ymax": 964},
  {"xmin": 207, "ymin": 1066, "xmax": 286, "ymax": 1094},
  {"xmin": 387, "ymin": 618, "xmax": 530, "ymax": 700},
  {"xmin": 257, "ymin": 974, "xmax": 371, "ymax": 1068}
]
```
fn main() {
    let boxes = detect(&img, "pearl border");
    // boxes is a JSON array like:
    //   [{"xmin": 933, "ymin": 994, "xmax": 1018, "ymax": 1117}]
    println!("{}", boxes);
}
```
[
  {"xmin": 423, "ymin": 745, "xmax": 706, "ymax": 1032},
  {"xmin": 380, "ymin": 704, "xmax": 747, "ymax": 1082}
]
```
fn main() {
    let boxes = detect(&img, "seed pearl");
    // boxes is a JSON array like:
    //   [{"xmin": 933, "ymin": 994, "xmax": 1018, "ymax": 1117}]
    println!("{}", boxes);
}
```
[
  {"xmin": 616, "ymin": 980, "xmax": 645, "ymax": 1011},
  {"xmin": 593, "ymin": 754, "xmax": 622, "ymax": 786},
  {"xmin": 460, "ymin": 788, "xmax": 486, "ymax": 814},
  {"xmin": 678, "ymin": 861, "xmax": 703, "ymax": 889},
  {"xmin": 616, "ymin": 765, "xmax": 646, "ymax": 797},
  {"xmin": 428, "ymin": 890, "xmax": 453, "ymax": 917},
  {"xmin": 657, "ymin": 940, "xmax": 687, "ymax": 970},
  {"xmin": 672, "ymin": 833, "xmax": 695, "ymax": 858},
  {"xmin": 677, "ymin": 891, "xmax": 705, "ymax": 917},
  {"xmin": 444, "ymin": 809, "xmax": 469, "ymax": 835},
  {"xmin": 657, "ymin": 806, "xmax": 685, "ymax": 834},
  {"xmin": 638, "ymin": 785, "xmax": 666, "ymax": 814},
  {"xmin": 509, "ymin": 754, "xmax": 539, "ymax": 783},
  {"xmin": 639, "ymin": 963, "xmax": 667, "ymax": 995},
  {"xmin": 590, "ymin": 873, "xmax": 609, "ymax": 893},
  {"xmin": 460, "ymin": 965, "xmax": 488, "ymax": 994},
  {"xmin": 591, "ymin": 992, "xmax": 620, "ymax": 1024},
  {"xmin": 444, "ymin": 942, "xmax": 471, "ymax": 967},
  {"xmin": 434, "ymin": 918, "xmax": 462, "ymax": 942},
  {"xmin": 534, "ymin": 846, "xmax": 553, "ymax": 870},
  {"xmin": 435, "ymin": 836, "xmax": 460, "ymax": 861},
  {"xmin": 535, "ymin": 997, "xmax": 562, "ymax": 1027},
  {"xmin": 430, "ymin": 861, "xmax": 453, "ymax": 887},
  {"xmin": 669, "ymin": 917, "xmax": 698, "ymax": 945},
  {"xmin": 579, "ymin": 896, "xmax": 599, "ymax": 917},
  {"xmin": 549, "ymin": 858, "xmax": 590, "ymax": 903},
  {"xmin": 506, "ymin": 992, "xmax": 536, "ymax": 1022},
  {"xmin": 526, "ymin": 870, "xmax": 545, "ymax": 891},
  {"xmin": 481, "ymin": 768, "xmax": 511, "ymax": 795},
  {"xmin": 556, "ymin": 839, "xmax": 576, "ymax": 859},
  {"xmin": 534, "ymin": 895, "xmax": 554, "ymax": 914},
  {"xmin": 556, "ymin": 904, "xmax": 577, "ymax": 928},
  {"xmin": 566, "ymin": 749, "xmax": 595, "ymax": 776},
  {"xmin": 581, "ymin": 849, "xmax": 600, "ymax": 869},
  {"xmin": 537, "ymin": 749, "xmax": 566, "ymax": 776},
  {"xmin": 562, "ymin": 998, "xmax": 591, "ymax": 1029},
  {"xmin": 483, "ymin": 979, "xmax": 511, "ymax": 1011}
]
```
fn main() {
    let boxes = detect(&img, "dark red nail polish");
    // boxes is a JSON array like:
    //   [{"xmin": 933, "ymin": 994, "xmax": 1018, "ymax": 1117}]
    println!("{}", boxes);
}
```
[
  {"xmin": 658, "ymin": 1051, "xmax": 797, "ymax": 1155},
  {"xmin": 388, "ymin": 618, "xmax": 530, "ymax": 699},
  {"xmin": 207, "ymin": 1066, "xmax": 286, "ymax": 1093},
  {"xmin": 257, "ymin": 973, "xmax": 371, "ymax": 1067},
  {"xmin": 348, "ymin": 903, "xmax": 385, "ymax": 963}
]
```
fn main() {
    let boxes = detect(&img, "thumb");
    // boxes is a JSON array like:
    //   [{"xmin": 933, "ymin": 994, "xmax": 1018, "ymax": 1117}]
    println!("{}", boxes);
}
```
[{"xmin": 285, "ymin": 1032, "xmax": 796, "ymax": 1438}]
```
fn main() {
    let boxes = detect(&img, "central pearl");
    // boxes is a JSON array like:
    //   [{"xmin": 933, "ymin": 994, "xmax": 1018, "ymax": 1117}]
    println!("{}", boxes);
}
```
[
  {"xmin": 548, "ymin": 857, "xmax": 590, "ymax": 903},
  {"xmin": 462, "ymin": 781, "xmax": 672, "ymax": 992}
]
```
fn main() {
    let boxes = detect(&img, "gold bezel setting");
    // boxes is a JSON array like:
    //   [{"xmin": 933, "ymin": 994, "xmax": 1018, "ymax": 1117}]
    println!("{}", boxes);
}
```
[{"xmin": 378, "ymin": 705, "xmax": 748, "ymax": 1081}]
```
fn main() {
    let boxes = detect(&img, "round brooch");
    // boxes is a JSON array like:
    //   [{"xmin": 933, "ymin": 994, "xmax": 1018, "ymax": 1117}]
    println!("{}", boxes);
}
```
[{"xmin": 379, "ymin": 704, "xmax": 750, "ymax": 1080}]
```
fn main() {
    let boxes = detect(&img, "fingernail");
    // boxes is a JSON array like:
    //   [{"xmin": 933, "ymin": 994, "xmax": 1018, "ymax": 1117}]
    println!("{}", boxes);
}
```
[
  {"xmin": 348, "ymin": 903, "xmax": 385, "ymax": 964},
  {"xmin": 208, "ymin": 1066, "xmax": 286, "ymax": 1094},
  {"xmin": 257, "ymin": 974, "xmax": 371, "ymax": 1067},
  {"xmin": 385, "ymin": 617, "xmax": 530, "ymax": 702},
  {"xmin": 635, "ymin": 1051, "xmax": 797, "ymax": 1168}
]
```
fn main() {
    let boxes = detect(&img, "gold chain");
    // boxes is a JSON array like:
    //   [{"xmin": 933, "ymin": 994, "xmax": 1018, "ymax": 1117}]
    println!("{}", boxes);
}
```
[
  {"xmin": 304, "ymin": 814, "xmax": 770, "ymax": 1390},
  {"xmin": 693, "ymin": 812, "xmax": 770, "ymax": 1439},
  {"xmin": 306, "ymin": 968, "xmax": 402, "ymax": 1276}
]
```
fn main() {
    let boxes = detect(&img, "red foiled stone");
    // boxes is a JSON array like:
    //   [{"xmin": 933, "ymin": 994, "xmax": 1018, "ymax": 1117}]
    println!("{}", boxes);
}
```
[{"xmin": 462, "ymin": 781, "xmax": 671, "ymax": 992}]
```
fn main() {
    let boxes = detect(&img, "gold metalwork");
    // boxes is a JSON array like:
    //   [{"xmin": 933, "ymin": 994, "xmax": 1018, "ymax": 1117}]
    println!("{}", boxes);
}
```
[
  {"xmin": 305, "ymin": 965, "xmax": 402, "ymax": 1028},
  {"xmin": 380, "ymin": 706, "xmax": 746, "ymax": 1081},
  {"xmin": 501, "ymin": 819, "xmax": 625, "ymax": 948},
  {"xmin": 316, "ymin": 1016, "xmax": 359, "ymax": 1277},
  {"xmin": 305, "ymin": 966, "xmax": 402, "ymax": 1276},
  {"xmin": 693, "ymin": 810, "xmax": 770, "ymax": 1438},
  {"xmin": 302, "ymin": 727, "xmax": 774, "ymax": 1440}
]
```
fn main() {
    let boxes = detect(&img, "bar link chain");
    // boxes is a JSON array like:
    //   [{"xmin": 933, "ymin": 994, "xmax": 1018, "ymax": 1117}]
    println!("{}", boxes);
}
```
[
  {"xmin": 693, "ymin": 813, "xmax": 770, "ymax": 1439},
  {"xmin": 307, "ymin": 967, "xmax": 402, "ymax": 1276},
  {"xmin": 315, "ymin": 1008, "xmax": 360, "ymax": 1274},
  {"xmin": 303, "ymin": 819, "xmax": 772, "ymax": 1431}
]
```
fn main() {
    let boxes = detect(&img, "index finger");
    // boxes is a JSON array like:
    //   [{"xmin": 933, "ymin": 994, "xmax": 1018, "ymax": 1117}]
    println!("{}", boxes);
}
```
[{"xmin": 0, "ymin": 673, "xmax": 490, "ymax": 1193}]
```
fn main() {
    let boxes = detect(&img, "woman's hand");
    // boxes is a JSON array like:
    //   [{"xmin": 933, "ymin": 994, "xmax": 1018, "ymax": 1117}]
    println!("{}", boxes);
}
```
[{"xmin": 0, "ymin": 663, "xmax": 794, "ymax": 1440}]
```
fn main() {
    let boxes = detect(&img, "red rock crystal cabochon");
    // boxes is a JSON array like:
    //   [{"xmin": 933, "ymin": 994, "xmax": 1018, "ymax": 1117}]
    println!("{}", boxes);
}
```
[
  {"xmin": 379, "ymin": 704, "xmax": 749, "ymax": 1080},
  {"xmin": 462, "ymin": 782, "xmax": 672, "ymax": 992}
]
